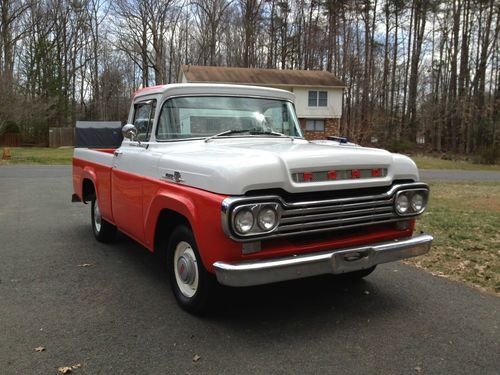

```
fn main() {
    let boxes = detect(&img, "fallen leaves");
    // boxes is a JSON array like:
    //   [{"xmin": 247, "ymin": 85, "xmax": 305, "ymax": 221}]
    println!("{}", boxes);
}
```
[
  {"xmin": 192, "ymin": 354, "xmax": 201, "ymax": 362},
  {"xmin": 429, "ymin": 270, "xmax": 450, "ymax": 279},
  {"xmin": 77, "ymin": 263, "xmax": 93, "ymax": 267},
  {"xmin": 407, "ymin": 182, "xmax": 500, "ymax": 295},
  {"xmin": 34, "ymin": 346, "xmax": 45, "ymax": 352},
  {"xmin": 414, "ymin": 366, "xmax": 423, "ymax": 373},
  {"xmin": 57, "ymin": 364, "xmax": 81, "ymax": 374}
]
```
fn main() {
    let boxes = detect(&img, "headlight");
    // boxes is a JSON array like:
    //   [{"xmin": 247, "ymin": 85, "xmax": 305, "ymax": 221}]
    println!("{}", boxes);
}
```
[
  {"xmin": 234, "ymin": 209, "xmax": 254, "ymax": 234},
  {"xmin": 258, "ymin": 207, "xmax": 278, "ymax": 230},
  {"xmin": 226, "ymin": 202, "xmax": 281, "ymax": 238},
  {"xmin": 395, "ymin": 194, "xmax": 410, "ymax": 214},
  {"xmin": 394, "ymin": 188, "xmax": 428, "ymax": 216},
  {"xmin": 411, "ymin": 193, "xmax": 424, "ymax": 211}
]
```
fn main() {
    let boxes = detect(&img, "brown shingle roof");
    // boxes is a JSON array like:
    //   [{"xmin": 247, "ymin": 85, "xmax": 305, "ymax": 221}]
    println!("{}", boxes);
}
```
[{"xmin": 180, "ymin": 65, "xmax": 345, "ymax": 88}]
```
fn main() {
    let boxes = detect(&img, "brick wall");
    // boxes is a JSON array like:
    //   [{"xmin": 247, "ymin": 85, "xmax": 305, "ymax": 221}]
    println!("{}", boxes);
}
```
[{"xmin": 300, "ymin": 118, "xmax": 340, "ymax": 141}]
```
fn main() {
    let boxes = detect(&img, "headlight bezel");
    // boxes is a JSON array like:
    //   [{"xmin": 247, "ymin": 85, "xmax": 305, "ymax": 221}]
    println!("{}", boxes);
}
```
[
  {"xmin": 394, "ymin": 188, "xmax": 428, "ymax": 216},
  {"xmin": 229, "ymin": 202, "xmax": 282, "ymax": 238}
]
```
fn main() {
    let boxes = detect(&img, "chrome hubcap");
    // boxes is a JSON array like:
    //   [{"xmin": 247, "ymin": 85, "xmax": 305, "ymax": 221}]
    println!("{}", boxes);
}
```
[
  {"xmin": 94, "ymin": 200, "xmax": 102, "ymax": 233},
  {"xmin": 173, "ymin": 241, "xmax": 199, "ymax": 298},
  {"xmin": 177, "ymin": 254, "xmax": 196, "ymax": 284}
]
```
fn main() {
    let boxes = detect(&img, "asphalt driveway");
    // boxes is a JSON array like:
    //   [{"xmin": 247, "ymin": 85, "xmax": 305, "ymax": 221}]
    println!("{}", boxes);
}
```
[{"xmin": 0, "ymin": 165, "xmax": 498, "ymax": 374}]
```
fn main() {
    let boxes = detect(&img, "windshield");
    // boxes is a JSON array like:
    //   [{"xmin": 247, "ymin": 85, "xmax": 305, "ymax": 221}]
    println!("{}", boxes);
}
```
[{"xmin": 156, "ymin": 96, "xmax": 303, "ymax": 140}]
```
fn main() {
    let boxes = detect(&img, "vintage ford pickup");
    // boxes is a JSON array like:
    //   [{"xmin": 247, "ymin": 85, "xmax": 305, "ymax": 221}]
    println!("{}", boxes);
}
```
[{"xmin": 72, "ymin": 83, "xmax": 433, "ymax": 313}]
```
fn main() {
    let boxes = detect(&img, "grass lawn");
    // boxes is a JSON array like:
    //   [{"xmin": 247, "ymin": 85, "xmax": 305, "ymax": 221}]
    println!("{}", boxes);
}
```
[
  {"xmin": 409, "ymin": 182, "xmax": 500, "ymax": 294},
  {"xmin": 410, "ymin": 154, "xmax": 500, "ymax": 171},
  {"xmin": 0, "ymin": 147, "xmax": 73, "ymax": 165}
]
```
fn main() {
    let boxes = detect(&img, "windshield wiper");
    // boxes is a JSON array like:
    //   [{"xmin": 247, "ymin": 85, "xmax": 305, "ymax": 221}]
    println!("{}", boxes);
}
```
[
  {"xmin": 249, "ymin": 130, "xmax": 287, "ymax": 137},
  {"xmin": 204, "ymin": 129, "xmax": 251, "ymax": 142},
  {"xmin": 205, "ymin": 129, "xmax": 290, "ymax": 142}
]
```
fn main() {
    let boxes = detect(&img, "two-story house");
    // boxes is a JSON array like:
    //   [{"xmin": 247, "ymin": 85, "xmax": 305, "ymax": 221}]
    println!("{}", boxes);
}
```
[{"xmin": 178, "ymin": 65, "xmax": 345, "ymax": 140}]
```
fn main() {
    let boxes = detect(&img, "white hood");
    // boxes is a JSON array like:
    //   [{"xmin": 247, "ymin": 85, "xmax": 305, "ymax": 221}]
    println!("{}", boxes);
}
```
[{"xmin": 153, "ymin": 138, "xmax": 419, "ymax": 195}]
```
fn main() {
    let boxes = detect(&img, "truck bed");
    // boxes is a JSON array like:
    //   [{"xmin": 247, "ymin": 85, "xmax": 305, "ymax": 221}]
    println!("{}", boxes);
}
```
[{"xmin": 74, "ymin": 148, "xmax": 116, "ymax": 167}]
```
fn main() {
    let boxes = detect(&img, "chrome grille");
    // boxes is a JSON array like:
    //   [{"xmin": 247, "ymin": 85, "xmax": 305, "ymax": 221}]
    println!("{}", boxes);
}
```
[
  {"xmin": 221, "ymin": 182, "xmax": 429, "ymax": 241},
  {"xmin": 277, "ymin": 194, "xmax": 396, "ymax": 235}
]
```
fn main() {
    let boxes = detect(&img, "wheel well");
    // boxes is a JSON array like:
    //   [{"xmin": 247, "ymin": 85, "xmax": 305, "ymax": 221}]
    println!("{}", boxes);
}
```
[
  {"xmin": 154, "ymin": 209, "xmax": 191, "ymax": 256},
  {"xmin": 82, "ymin": 179, "xmax": 96, "ymax": 203}
]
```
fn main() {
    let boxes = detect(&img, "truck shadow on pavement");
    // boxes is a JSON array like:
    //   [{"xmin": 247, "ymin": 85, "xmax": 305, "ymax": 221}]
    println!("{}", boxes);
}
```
[{"xmin": 101, "ymin": 231, "xmax": 402, "ymax": 326}]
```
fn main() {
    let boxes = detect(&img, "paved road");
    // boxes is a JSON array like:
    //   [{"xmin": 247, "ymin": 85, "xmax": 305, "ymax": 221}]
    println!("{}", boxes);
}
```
[
  {"xmin": 1, "ymin": 165, "xmax": 499, "ymax": 375},
  {"xmin": 419, "ymin": 169, "xmax": 500, "ymax": 182}
]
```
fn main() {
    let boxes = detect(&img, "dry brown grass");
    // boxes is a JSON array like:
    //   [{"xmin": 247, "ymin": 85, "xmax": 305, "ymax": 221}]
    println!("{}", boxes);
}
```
[{"xmin": 409, "ymin": 182, "xmax": 500, "ymax": 294}]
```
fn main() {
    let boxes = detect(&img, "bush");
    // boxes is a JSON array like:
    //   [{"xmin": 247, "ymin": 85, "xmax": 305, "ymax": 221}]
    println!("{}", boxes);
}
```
[
  {"xmin": 473, "ymin": 146, "xmax": 500, "ymax": 165},
  {"xmin": 0, "ymin": 121, "xmax": 20, "ymax": 135},
  {"xmin": 386, "ymin": 139, "xmax": 416, "ymax": 154}
]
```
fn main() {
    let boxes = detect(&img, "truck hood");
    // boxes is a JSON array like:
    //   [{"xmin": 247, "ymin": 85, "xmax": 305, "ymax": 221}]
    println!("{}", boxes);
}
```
[{"xmin": 154, "ymin": 138, "xmax": 419, "ymax": 195}]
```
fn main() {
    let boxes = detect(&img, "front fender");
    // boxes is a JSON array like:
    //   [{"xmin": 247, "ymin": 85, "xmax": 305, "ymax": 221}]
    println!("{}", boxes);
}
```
[
  {"xmin": 143, "ymin": 184, "xmax": 241, "ymax": 273},
  {"xmin": 144, "ymin": 191, "xmax": 197, "ymax": 246}
]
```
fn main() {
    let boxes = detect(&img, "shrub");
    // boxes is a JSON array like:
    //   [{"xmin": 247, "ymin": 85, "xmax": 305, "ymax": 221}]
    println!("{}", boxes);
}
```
[
  {"xmin": 386, "ymin": 139, "xmax": 416, "ymax": 154},
  {"xmin": 0, "ymin": 121, "xmax": 20, "ymax": 135},
  {"xmin": 473, "ymin": 146, "xmax": 500, "ymax": 165}
]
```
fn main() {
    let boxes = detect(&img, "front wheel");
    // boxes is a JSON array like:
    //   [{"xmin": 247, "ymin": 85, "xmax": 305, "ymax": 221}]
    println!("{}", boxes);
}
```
[
  {"xmin": 167, "ymin": 226, "xmax": 216, "ymax": 314},
  {"xmin": 91, "ymin": 197, "xmax": 117, "ymax": 243}
]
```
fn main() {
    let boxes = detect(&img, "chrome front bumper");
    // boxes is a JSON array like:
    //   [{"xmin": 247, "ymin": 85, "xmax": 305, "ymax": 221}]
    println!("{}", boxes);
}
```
[{"xmin": 213, "ymin": 234, "xmax": 433, "ymax": 287}]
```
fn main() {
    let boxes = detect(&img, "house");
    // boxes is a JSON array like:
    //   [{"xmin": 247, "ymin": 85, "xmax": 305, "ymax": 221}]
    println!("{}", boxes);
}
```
[{"xmin": 178, "ymin": 65, "xmax": 345, "ymax": 140}]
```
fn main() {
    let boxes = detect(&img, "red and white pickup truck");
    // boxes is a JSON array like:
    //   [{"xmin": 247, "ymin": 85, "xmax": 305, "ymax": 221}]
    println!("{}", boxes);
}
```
[{"xmin": 72, "ymin": 83, "xmax": 433, "ymax": 313}]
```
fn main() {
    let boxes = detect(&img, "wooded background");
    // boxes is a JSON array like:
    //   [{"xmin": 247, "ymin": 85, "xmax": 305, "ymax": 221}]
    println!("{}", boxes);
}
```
[{"xmin": 0, "ymin": 0, "xmax": 499, "ymax": 156}]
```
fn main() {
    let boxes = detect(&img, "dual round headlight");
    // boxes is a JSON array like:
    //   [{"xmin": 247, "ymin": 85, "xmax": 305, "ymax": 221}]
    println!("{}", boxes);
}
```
[
  {"xmin": 233, "ymin": 205, "xmax": 279, "ymax": 235},
  {"xmin": 395, "ymin": 190, "xmax": 427, "ymax": 215},
  {"xmin": 234, "ymin": 209, "xmax": 254, "ymax": 233}
]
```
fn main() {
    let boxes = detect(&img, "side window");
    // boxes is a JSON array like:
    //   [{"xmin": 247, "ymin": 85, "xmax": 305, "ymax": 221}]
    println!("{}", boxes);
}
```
[{"xmin": 133, "ymin": 100, "xmax": 156, "ymax": 141}]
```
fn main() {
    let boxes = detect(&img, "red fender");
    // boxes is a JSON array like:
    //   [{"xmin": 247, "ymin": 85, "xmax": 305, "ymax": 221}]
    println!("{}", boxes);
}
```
[
  {"xmin": 144, "ymin": 191, "xmax": 197, "ymax": 248},
  {"xmin": 73, "ymin": 157, "xmax": 114, "ymax": 223},
  {"xmin": 143, "ymin": 184, "xmax": 241, "ymax": 273},
  {"xmin": 82, "ymin": 167, "xmax": 97, "ymax": 198}
]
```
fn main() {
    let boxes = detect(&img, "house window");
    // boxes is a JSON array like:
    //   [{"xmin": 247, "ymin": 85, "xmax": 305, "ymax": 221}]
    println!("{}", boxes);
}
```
[
  {"xmin": 308, "ymin": 91, "xmax": 328, "ymax": 107},
  {"xmin": 305, "ymin": 119, "xmax": 325, "ymax": 132}
]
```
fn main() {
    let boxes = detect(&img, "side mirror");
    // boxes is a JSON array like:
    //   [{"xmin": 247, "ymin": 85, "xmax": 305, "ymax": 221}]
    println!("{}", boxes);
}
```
[{"xmin": 122, "ymin": 124, "xmax": 137, "ymax": 141}]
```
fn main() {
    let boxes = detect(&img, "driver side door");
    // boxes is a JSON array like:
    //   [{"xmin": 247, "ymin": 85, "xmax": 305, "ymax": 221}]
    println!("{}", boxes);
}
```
[{"xmin": 111, "ymin": 99, "xmax": 156, "ymax": 243}]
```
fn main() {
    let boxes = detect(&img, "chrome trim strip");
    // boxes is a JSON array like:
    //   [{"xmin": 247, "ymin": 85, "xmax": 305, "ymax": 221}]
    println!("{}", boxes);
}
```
[
  {"xmin": 280, "ymin": 206, "xmax": 394, "ymax": 224},
  {"xmin": 213, "ymin": 234, "xmax": 433, "ymax": 287},
  {"xmin": 275, "ymin": 218, "xmax": 403, "ymax": 236},
  {"xmin": 281, "ymin": 198, "xmax": 394, "ymax": 216},
  {"xmin": 278, "ymin": 212, "xmax": 396, "ymax": 232}
]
